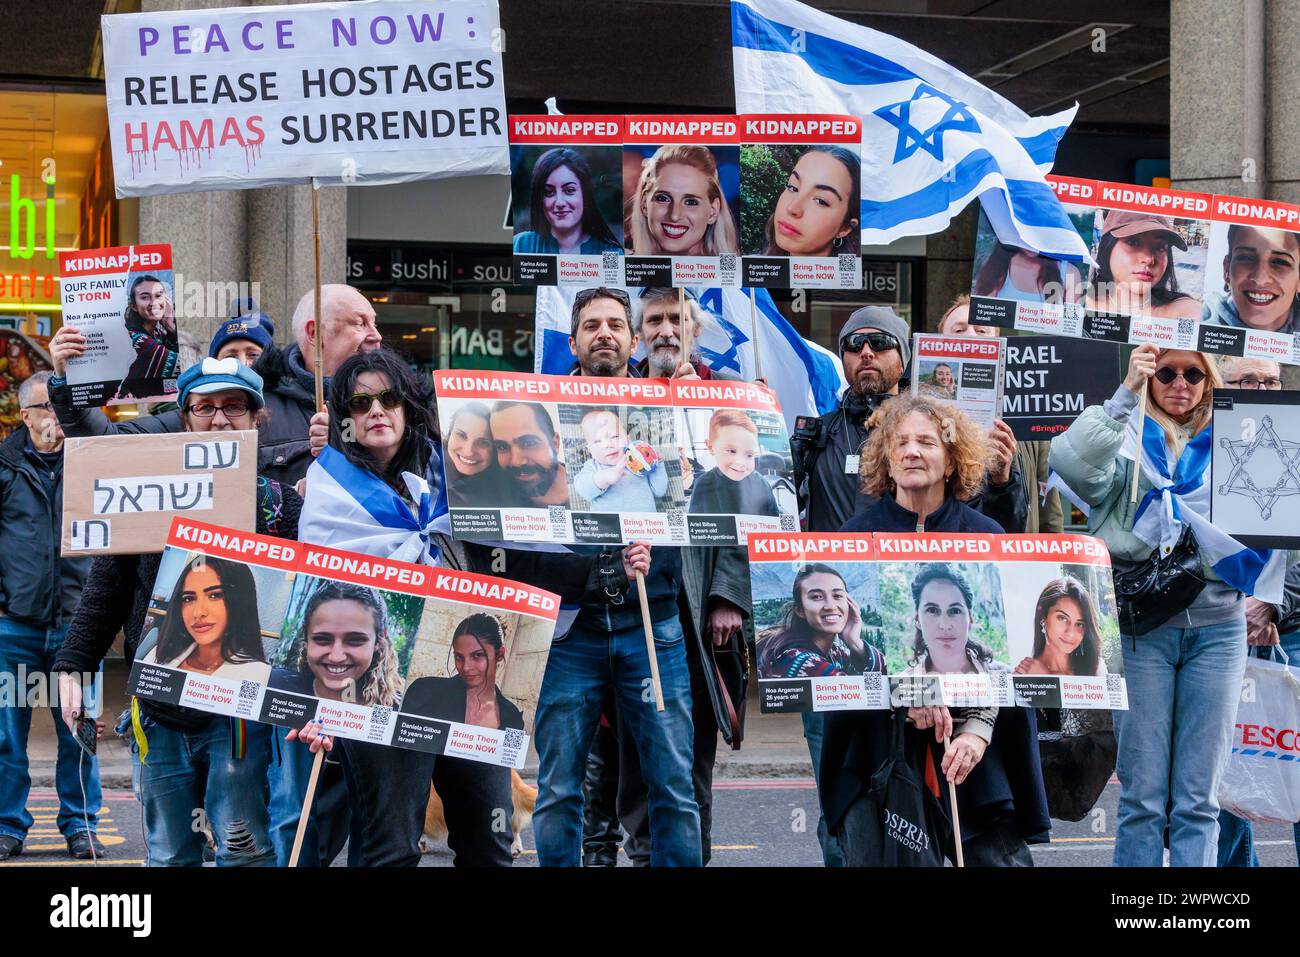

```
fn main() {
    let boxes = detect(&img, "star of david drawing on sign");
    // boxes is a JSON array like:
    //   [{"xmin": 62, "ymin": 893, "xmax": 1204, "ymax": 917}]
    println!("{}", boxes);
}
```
[{"xmin": 1218, "ymin": 415, "xmax": 1300, "ymax": 521}]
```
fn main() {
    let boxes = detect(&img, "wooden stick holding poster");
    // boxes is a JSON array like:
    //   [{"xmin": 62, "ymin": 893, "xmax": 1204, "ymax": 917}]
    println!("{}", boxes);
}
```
[
  {"xmin": 636, "ymin": 569, "xmax": 666, "ymax": 712},
  {"xmin": 1130, "ymin": 379, "xmax": 1148, "ymax": 505},
  {"xmin": 312, "ymin": 185, "xmax": 324, "ymax": 413},
  {"xmin": 289, "ymin": 746, "xmax": 325, "ymax": 868},
  {"xmin": 678, "ymin": 287, "xmax": 693, "ymax": 375},
  {"xmin": 749, "ymin": 288, "xmax": 765, "ymax": 381},
  {"xmin": 944, "ymin": 734, "xmax": 965, "ymax": 868}
]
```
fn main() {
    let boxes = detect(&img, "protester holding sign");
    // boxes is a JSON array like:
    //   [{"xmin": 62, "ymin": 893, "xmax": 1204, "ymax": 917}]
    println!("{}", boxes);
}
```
[
  {"xmin": 1049, "ymin": 344, "xmax": 1268, "ymax": 866},
  {"xmin": 820, "ymin": 396, "xmax": 1049, "ymax": 866},
  {"xmin": 51, "ymin": 360, "xmax": 300, "ymax": 867}
]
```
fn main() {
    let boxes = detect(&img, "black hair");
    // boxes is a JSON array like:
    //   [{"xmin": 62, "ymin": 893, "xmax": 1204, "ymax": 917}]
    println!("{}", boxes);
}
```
[
  {"xmin": 123, "ymin": 274, "xmax": 167, "ymax": 333},
  {"xmin": 762, "ymin": 145, "xmax": 861, "ymax": 256},
  {"xmin": 156, "ymin": 554, "xmax": 266, "ymax": 666},
  {"xmin": 1091, "ymin": 232, "xmax": 1190, "ymax": 307},
  {"xmin": 328, "ymin": 347, "xmax": 435, "ymax": 490},
  {"xmin": 909, "ymin": 563, "xmax": 994, "ymax": 667},
  {"xmin": 529, "ymin": 148, "xmax": 618, "ymax": 248},
  {"xmin": 755, "ymin": 563, "xmax": 849, "ymax": 676},
  {"xmin": 1031, "ymin": 576, "xmax": 1102, "ymax": 677},
  {"xmin": 490, "ymin": 399, "xmax": 555, "ymax": 439},
  {"xmin": 447, "ymin": 613, "xmax": 506, "ymax": 677},
  {"xmin": 569, "ymin": 287, "xmax": 632, "ymax": 337}
]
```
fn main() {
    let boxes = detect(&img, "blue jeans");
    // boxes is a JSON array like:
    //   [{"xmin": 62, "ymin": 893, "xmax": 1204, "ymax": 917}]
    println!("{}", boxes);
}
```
[
  {"xmin": 120, "ymin": 709, "xmax": 275, "ymax": 867},
  {"xmin": 268, "ymin": 729, "xmax": 320, "ymax": 867},
  {"xmin": 533, "ymin": 615, "xmax": 700, "ymax": 866},
  {"xmin": 801, "ymin": 711, "xmax": 844, "ymax": 867},
  {"xmin": 1113, "ymin": 617, "xmax": 1246, "ymax": 867},
  {"xmin": 1217, "ymin": 632, "xmax": 1300, "ymax": 867},
  {"xmin": 0, "ymin": 617, "xmax": 101, "ymax": 842}
]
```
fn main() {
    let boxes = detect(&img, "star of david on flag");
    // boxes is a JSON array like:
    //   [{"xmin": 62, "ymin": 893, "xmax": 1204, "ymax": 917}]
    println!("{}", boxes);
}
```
[{"xmin": 732, "ymin": 0, "xmax": 1090, "ymax": 262}]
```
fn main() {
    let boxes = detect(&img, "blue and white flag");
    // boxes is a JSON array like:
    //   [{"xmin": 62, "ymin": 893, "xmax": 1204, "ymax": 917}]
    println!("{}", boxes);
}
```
[
  {"xmin": 534, "ymin": 285, "xmax": 846, "ymax": 429},
  {"xmin": 1120, "ymin": 415, "xmax": 1286, "ymax": 602},
  {"xmin": 300, "ymin": 445, "xmax": 449, "ymax": 566},
  {"xmin": 732, "ymin": 0, "xmax": 1089, "ymax": 261}
]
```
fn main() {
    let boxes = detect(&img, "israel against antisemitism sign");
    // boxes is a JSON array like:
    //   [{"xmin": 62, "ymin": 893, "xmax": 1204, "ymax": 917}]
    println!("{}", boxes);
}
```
[{"xmin": 101, "ymin": 0, "xmax": 508, "ymax": 196}]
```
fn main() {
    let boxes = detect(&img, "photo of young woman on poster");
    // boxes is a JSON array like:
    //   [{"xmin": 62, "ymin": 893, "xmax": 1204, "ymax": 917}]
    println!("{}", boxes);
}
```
[
  {"xmin": 442, "ymin": 401, "xmax": 516, "ymax": 509},
  {"xmin": 628, "ymin": 145, "xmax": 740, "ymax": 256},
  {"xmin": 902, "ymin": 563, "xmax": 1009, "ymax": 676},
  {"xmin": 269, "ymin": 581, "xmax": 402, "ymax": 708},
  {"xmin": 756, "ymin": 564, "xmax": 884, "ymax": 679},
  {"xmin": 141, "ymin": 554, "xmax": 270, "ymax": 682},
  {"xmin": 755, "ymin": 145, "xmax": 860, "ymax": 258},
  {"xmin": 513, "ymin": 147, "xmax": 622, "ymax": 256},
  {"xmin": 112, "ymin": 273, "xmax": 179, "ymax": 401},
  {"xmin": 1203, "ymin": 223, "xmax": 1300, "ymax": 333},
  {"xmin": 917, "ymin": 362, "xmax": 958, "ymax": 401},
  {"xmin": 1084, "ymin": 211, "xmax": 1201, "ymax": 320},
  {"xmin": 402, "ymin": 613, "xmax": 525, "ymax": 731},
  {"xmin": 1014, "ymin": 576, "xmax": 1106, "ymax": 677},
  {"xmin": 972, "ymin": 244, "xmax": 1084, "ymax": 304}
]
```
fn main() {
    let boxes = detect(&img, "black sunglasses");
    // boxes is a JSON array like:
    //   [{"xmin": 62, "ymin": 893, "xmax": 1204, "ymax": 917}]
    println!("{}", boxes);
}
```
[
  {"xmin": 1153, "ymin": 366, "xmax": 1206, "ymax": 386},
  {"xmin": 346, "ymin": 389, "xmax": 403, "ymax": 414},
  {"xmin": 840, "ymin": 331, "xmax": 900, "ymax": 356}
]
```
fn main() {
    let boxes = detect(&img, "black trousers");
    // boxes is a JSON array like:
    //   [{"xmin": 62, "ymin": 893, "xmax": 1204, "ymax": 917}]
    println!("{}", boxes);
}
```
[
  {"xmin": 837, "ymin": 790, "xmax": 1034, "ymax": 867},
  {"xmin": 338, "ymin": 738, "xmax": 514, "ymax": 867}
]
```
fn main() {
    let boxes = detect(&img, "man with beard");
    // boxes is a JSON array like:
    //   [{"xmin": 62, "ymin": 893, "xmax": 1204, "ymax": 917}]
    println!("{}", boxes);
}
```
[
  {"xmin": 487, "ymin": 401, "xmax": 569, "ymax": 507},
  {"xmin": 632, "ymin": 287, "xmax": 712, "ymax": 380}
]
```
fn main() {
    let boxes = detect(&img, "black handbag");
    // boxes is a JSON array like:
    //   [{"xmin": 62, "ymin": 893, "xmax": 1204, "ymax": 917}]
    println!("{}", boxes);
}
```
[
  {"xmin": 865, "ymin": 710, "xmax": 950, "ymax": 867},
  {"xmin": 1113, "ymin": 526, "xmax": 1206, "ymax": 636}
]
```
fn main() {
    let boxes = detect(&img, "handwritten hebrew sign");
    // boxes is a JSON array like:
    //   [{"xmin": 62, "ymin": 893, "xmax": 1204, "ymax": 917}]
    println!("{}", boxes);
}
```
[{"xmin": 63, "ymin": 430, "xmax": 257, "ymax": 555}]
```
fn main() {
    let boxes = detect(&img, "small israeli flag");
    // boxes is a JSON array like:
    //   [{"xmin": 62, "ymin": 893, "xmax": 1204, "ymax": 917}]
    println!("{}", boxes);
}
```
[{"xmin": 732, "ymin": 0, "xmax": 1089, "ymax": 261}]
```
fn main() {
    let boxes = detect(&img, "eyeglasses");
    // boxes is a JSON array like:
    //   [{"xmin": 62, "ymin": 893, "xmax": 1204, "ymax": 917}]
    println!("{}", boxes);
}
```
[
  {"xmin": 1226, "ymin": 376, "xmax": 1283, "ymax": 390},
  {"xmin": 840, "ymin": 331, "xmax": 900, "ymax": 356},
  {"xmin": 1153, "ymin": 366, "xmax": 1207, "ymax": 386},
  {"xmin": 346, "ymin": 390, "xmax": 403, "ymax": 415},
  {"xmin": 187, "ymin": 399, "xmax": 251, "ymax": 418},
  {"xmin": 20, "ymin": 401, "xmax": 51, "ymax": 411}
]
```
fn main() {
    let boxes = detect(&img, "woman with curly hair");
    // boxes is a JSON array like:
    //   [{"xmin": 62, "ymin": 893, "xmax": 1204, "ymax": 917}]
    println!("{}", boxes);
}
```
[
  {"xmin": 821, "ymin": 396, "xmax": 1050, "ymax": 866},
  {"xmin": 628, "ymin": 145, "xmax": 739, "ymax": 256}
]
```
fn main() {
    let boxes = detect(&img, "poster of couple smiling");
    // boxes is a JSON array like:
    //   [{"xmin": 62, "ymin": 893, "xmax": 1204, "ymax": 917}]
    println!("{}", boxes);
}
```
[
  {"xmin": 433, "ymin": 369, "xmax": 798, "ymax": 546},
  {"xmin": 748, "ymin": 532, "xmax": 1129, "ymax": 714},
  {"xmin": 126, "ymin": 519, "xmax": 560, "ymax": 768}
]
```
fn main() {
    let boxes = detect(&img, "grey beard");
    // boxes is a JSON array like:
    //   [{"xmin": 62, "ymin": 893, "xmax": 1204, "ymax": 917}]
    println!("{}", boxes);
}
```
[
  {"xmin": 647, "ymin": 343, "xmax": 681, "ymax": 376},
  {"xmin": 582, "ymin": 353, "xmax": 625, "ymax": 376}
]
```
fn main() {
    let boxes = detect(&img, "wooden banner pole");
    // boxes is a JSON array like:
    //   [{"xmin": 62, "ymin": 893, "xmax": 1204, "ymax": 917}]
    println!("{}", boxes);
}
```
[
  {"xmin": 944, "ymin": 734, "xmax": 965, "ymax": 868},
  {"xmin": 288, "ymin": 746, "xmax": 325, "ymax": 868},
  {"xmin": 311, "ymin": 184, "xmax": 324, "ymax": 413},
  {"xmin": 1129, "ymin": 378, "xmax": 1148, "ymax": 505},
  {"xmin": 636, "ymin": 570, "xmax": 665, "ymax": 712}
]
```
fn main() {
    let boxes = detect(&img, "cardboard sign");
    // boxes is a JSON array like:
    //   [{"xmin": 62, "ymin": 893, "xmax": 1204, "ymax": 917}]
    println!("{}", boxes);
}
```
[
  {"xmin": 971, "ymin": 176, "xmax": 1300, "ymax": 366},
  {"xmin": 1210, "ymin": 389, "xmax": 1300, "ymax": 549},
  {"xmin": 62, "ymin": 430, "xmax": 257, "ymax": 555},
  {"xmin": 749, "ymin": 532, "xmax": 1127, "ymax": 714},
  {"xmin": 1001, "ymin": 335, "xmax": 1123, "ymax": 441},
  {"xmin": 101, "ymin": 0, "xmax": 508, "ymax": 197},
  {"xmin": 434, "ymin": 370, "xmax": 798, "ymax": 545},
  {"xmin": 909, "ymin": 333, "xmax": 1005, "ymax": 428},
  {"xmin": 59, "ymin": 245, "xmax": 177, "ymax": 407},
  {"xmin": 127, "ymin": 519, "xmax": 559, "ymax": 768}
]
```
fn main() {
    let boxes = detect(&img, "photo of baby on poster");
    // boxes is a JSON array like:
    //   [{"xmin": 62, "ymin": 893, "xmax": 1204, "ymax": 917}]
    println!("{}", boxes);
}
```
[
  {"xmin": 58, "ymin": 244, "xmax": 179, "ymax": 408},
  {"xmin": 127, "ymin": 519, "xmax": 560, "ymax": 768}
]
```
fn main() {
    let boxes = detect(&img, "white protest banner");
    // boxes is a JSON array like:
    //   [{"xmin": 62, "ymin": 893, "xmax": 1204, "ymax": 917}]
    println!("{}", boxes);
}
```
[
  {"xmin": 128, "ymin": 519, "xmax": 560, "ymax": 769},
  {"xmin": 101, "ymin": 0, "xmax": 508, "ymax": 196},
  {"xmin": 909, "ymin": 333, "xmax": 1005, "ymax": 429},
  {"xmin": 62, "ymin": 430, "xmax": 257, "ymax": 555},
  {"xmin": 749, "ymin": 532, "xmax": 1127, "ymax": 714},
  {"xmin": 59, "ymin": 244, "xmax": 177, "ymax": 407},
  {"xmin": 1209, "ymin": 389, "xmax": 1300, "ymax": 550}
]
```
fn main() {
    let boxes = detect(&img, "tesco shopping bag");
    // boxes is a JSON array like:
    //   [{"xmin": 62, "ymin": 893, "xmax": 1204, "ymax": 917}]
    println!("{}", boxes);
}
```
[{"xmin": 1218, "ymin": 648, "xmax": 1300, "ymax": 824}]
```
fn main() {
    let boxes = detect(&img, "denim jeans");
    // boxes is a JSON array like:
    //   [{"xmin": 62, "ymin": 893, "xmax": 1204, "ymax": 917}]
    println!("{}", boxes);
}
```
[
  {"xmin": 121, "ymin": 710, "xmax": 275, "ymax": 867},
  {"xmin": 1113, "ymin": 617, "xmax": 1246, "ymax": 867},
  {"xmin": 1216, "ymin": 632, "xmax": 1300, "ymax": 867},
  {"xmin": 268, "ymin": 729, "xmax": 320, "ymax": 867},
  {"xmin": 801, "ymin": 711, "xmax": 844, "ymax": 867},
  {"xmin": 0, "ymin": 617, "xmax": 101, "ymax": 842},
  {"xmin": 533, "ymin": 615, "xmax": 700, "ymax": 866}
]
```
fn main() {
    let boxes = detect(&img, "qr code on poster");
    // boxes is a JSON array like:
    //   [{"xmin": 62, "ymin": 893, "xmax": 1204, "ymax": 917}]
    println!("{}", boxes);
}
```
[
  {"xmin": 863, "ymin": 672, "xmax": 884, "ymax": 695},
  {"xmin": 602, "ymin": 251, "xmax": 619, "ymax": 272},
  {"xmin": 548, "ymin": 505, "xmax": 567, "ymax": 537},
  {"xmin": 719, "ymin": 253, "xmax": 738, "ymax": 283},
  {"xmin": 839, "ymin": 254, "xmax": 857, "ymax": 274},
  {"xmin": 1176, "ymin": 318, "xmax": 1195, "ymax": 344},
  {"xmin": 779, "ymin": 514, "xmax": 796, "ymax": 532},
  {"xmin": 370, "ymin": 705, "xmax": 393, "ymax": 729},
  {"xmin": 502, "ymin": 728, "xmax": 524, "ymax": 753},
  {"xmin": 667, "ymin": 510, "xmax": 685, "ymax": 529},
  {"xmin": 239, "ymin": 680, "xmax": 258, "ymax": 702},
  {"xmin": 1105, "ymin": 672, "xmax": 1124, "ymax": 706}
]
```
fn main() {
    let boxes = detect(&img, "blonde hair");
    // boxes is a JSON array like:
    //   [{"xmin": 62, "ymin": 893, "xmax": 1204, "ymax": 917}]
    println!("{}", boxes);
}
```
[
  {"xmin": 859, "ymin": 395, "xmax": 993, "ymax": 502},
  {"xmin": 630, "ymin": 145, "xmax": 739, "ymax": 256},
  {"xmin": 1147, "ymin": 349, "xmax": 1222, "ymax": 456}
]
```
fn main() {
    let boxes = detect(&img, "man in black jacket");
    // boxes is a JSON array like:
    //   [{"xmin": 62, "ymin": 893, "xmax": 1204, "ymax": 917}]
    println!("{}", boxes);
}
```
[{"xmin": 0, "ymin": 372, "xmax": 102, "ymax": 861}]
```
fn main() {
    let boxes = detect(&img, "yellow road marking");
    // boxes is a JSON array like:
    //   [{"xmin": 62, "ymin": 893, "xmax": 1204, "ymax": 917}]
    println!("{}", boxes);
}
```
[
  {"xmin": 1051, "ymin": 836, "xmax": 1115, "ymax": 843},
  {"xmin": 0, "ymin": 860, "xmax": 145, "ymax": 866}
]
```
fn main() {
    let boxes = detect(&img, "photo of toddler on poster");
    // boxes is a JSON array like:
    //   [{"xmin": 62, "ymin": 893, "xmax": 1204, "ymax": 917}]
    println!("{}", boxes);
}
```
[
  {"xmin": 681, "ymin": 406, "xmax": 792, "ymax": 518},
  {"xmin": 561, "ymin": 402, "xmax": 684, "ymax": 513}
]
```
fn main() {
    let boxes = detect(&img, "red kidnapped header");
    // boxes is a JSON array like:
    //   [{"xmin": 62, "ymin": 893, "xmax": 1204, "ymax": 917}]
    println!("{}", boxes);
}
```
[
  {"xmin": 167, "ymin": 518, "xmax": 298, "ymax": 570},
  {"xmin": 509, "ymin": 115, "xmax": 625, "ymax": 144},
  {"xmin": 60, "ymin": 243, "xmax": 171, "ymax": 277},
  {"xmin": 740, "ymin": 114, "xmax": 862, "ymax": 143},
  {"xmin": 625, "ymin": 115, "xmax": 738, "ymax": 144}
]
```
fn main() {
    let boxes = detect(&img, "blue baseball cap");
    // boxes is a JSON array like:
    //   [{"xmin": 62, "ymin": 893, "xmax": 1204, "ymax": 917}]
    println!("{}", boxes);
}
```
[
  {"xmin": 209, "ymin": 313, "xmax": 274, "ymax": 358},
  {"xmin": 178, "ymin": 357, "xmax": 265, "ymax": 411}
]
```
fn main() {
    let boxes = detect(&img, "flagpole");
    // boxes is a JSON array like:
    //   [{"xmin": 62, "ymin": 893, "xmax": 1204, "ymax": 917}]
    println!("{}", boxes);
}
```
[
  {"xmin": 311, "ymin": 181, "xmax": 325, "ymax": 413},
  {"xmin": 748, "ymin": 288, "xmax": 764, "ymax": 382},
  {"xmin": 636, "ymin": 570, "xmax": 665, "ymax": 712},
  {"xmin": 678, "ymin": 286, "xmax": 693, "ymax": 376},
  {"xmin": 944, "ymin": 734, "xmax": 965, "ymax": 868},
  {"xmin": 289, "ymin": 746, "xmax": 325, "ymax": 867},
  {"xmin": 1129, "ymin": 379, "xmax": 1148, "ymax": 505}
]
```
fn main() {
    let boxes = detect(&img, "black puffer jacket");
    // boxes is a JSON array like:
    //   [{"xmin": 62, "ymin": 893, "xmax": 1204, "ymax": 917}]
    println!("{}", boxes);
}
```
[
  {"xmin": 52, "ymin": 477, "xmax": 301, "ymax": 732},
  {"xmin": 0, "ymin": 427, "xmax": 89, "ymax": 627},
  {"xmin": 253, "ymin": 344, "xmax": 318, "ymax": 486}
]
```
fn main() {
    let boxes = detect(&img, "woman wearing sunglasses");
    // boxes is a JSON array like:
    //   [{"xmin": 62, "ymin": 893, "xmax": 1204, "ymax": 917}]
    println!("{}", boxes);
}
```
[
  {"xmin": 294, "ymin": 347, "xmax": 516, "ymax": 868},
  {"xmin": 1050, "ymin": 343, "xmax": 1262, "ymax": 866}
]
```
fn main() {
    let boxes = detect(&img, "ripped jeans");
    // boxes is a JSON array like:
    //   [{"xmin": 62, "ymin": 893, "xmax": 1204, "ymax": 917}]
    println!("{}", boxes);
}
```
[{"xmin": 118, "ymin": 709, "xmax": 275, "ymax": 867}]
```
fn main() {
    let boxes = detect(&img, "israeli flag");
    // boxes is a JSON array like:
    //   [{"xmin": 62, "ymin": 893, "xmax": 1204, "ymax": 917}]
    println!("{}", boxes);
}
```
[
  {"xmin": 1120, "ymin": 416, "xmax": 1286, "ymax": 602},
  {"xmin": 533, "ymin": 286, "xmax": 846, "ymax": 429},
  {"xmin": 732, "ymin": 0, "xmax": 1089, "ymax": 261},
  {"xmin": 300, "ymin": 445, "xmax": 449, "ymax": 566}
]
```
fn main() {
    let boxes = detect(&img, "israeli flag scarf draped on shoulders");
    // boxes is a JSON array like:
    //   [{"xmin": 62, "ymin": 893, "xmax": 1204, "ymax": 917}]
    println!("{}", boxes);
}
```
[
  {"xmin": 300, "ymin": 444, "xmax": 450, "ymax": 566},
  {"xmin": 1120, "ymin": 412, "xmax": 1286, "ymax": 603}
]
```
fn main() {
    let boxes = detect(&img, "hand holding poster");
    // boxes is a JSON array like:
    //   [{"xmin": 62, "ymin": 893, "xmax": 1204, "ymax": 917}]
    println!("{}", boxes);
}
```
[
  {"xmin": 59, "ymin": 245, "xmax": 177, "ymax": 407},
  {"xmin": 433, "ymin": 370, "xmax": 797, "ymax": 545},
  {"xmin": 909, "ymin": 333, "xmax": 1005, "ymax": 428},
  {"xmin": 101, "ymin": 0, "xmax": 508, "ymax": 195},
  {"xmin": 62, "ymin": 430, "xmax": 257, "ymax": 554},
  {"xmin": 127, "ymin": 519, "xmax": 560, "ymax": 768},
  {"xmin": 749, "ymin": 532, "xmax": 1127, "ymax": 714}
]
